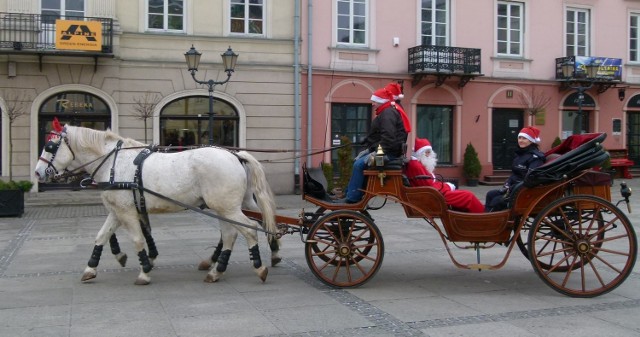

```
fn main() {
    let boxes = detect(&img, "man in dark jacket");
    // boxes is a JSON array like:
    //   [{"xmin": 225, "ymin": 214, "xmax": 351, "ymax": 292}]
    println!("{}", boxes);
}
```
[{"xmin": 337, "ymin": 83, "xmax": 410, "ymax": 203}]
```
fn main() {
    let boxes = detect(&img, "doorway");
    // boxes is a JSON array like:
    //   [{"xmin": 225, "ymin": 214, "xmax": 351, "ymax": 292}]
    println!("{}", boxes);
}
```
[{"xmin": 492, "ymin": 108, "xmax": 523, "ymax": 169}]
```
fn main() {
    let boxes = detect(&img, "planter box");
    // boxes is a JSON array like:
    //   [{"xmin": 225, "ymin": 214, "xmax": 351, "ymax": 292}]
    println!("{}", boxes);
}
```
[{"xmin": 0, "ymin": 190, "xmax": 25, "ymax": 217}]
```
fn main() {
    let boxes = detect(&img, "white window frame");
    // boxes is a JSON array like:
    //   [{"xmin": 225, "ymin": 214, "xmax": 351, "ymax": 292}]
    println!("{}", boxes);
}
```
[
  {"xmin": 41, "ymin": 0, "xmax": 86, "ymax": 18},
  {"xmin": 229, "ymin": 0, "xmax": 265, "ymax": 36},
  {"xmin": 630, "ymin": 13, "xmax": 640, "ymax": 63},
  {"xmin": 496, "ymin": 1, "xmax": 523, "ymax": 57},
  {"xmin": 145, "ymin": 0, "xmax": 185, "ymax": 33},
  {"xmin": 336, "ymin": 0, "xmax": 368, "ymax": 46},
  {"xmin": 565, "ymin": 7, "xmax": 590, "ymax": 57},
  {"xmin": 420, "ymin": 0, "xmax": 450, "ymax": 46}
]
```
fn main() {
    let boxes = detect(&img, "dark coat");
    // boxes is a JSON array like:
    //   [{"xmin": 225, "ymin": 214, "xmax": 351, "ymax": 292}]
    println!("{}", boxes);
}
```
[
  {"xmin": 505, "ymin": 144, "xmax": 546, "ymax": 188},
  {"xmin": 361, "ymin": 105, "xmax": 408, "ymax": 158}
]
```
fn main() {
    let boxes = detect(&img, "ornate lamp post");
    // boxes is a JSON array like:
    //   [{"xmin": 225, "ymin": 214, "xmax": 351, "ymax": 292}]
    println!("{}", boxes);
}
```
[
  {"xmin": 185, "ymin": 45, "xmax": 238, "ymax": 145},
  {"xmin": 561, "ymin": 60, "xmax": 599, "ymax": 135}
]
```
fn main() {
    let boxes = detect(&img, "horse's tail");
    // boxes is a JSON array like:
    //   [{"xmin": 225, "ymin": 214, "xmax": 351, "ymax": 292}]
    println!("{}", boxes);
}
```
[{"xmin": 236, "ymin": 151, "xmax": 278, "ymax": 243}]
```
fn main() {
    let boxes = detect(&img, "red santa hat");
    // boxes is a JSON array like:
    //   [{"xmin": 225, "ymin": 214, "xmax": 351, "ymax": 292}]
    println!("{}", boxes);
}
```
[
  {"xmin": 414, "ymin": 137, "xmax": 432, "ymax": 157},
  {"xmin": 518, "ymin": 126, "xmax": 541, "ymax": 143},
  {"xmin": 370, "ymin": 87, "xmax": 393, "ymax": 104},
  {"xmin": 384, "ymin": 82, "xmax": 404, "ymax": 100}
]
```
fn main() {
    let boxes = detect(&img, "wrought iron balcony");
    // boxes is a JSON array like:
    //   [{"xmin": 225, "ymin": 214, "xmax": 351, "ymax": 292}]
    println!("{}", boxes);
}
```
[
  {"xmin": 408, "ymin": 45, "xmax": 482, "ymax": 87},
  {"xmin": 0, "ymin": 12, "xmax": 113, "ymax": 70}
]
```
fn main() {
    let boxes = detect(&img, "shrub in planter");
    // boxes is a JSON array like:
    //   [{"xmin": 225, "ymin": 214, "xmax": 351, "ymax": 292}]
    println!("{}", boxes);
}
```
[
  {"xmin": 0, "ymin": 180, "xmax": 33, "ymax": 217},
  {"xmin": 463, "ymin": 143, "xmax": 481, "ymax": 186}
]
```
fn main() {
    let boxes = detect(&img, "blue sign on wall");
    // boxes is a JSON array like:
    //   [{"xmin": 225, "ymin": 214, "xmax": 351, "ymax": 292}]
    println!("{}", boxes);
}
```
[{"xmin": 555, "ymin": 56, "xmax": 623, "ymax": 81}]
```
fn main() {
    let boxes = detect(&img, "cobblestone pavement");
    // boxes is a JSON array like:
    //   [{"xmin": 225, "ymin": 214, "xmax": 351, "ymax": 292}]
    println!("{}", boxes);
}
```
[{"xmin": 0, "ymin": 179, "xmax": 638, "ymax": 336}]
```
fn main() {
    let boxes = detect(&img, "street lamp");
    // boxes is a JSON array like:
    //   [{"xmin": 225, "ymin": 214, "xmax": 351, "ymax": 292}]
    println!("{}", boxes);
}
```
[
  {"xmin": 561, "ymin": 60, "xmax": 599, "ymax": 135},
  {"xmin": 184, "ymin": 45, "xmax": 238, "ymax": 145}
]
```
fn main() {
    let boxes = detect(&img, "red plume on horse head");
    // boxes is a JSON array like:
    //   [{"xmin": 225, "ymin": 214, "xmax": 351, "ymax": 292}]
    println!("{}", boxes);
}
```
[{"xmin": 52, "ymin": 117, "xmax": 63, "ymax": 133}]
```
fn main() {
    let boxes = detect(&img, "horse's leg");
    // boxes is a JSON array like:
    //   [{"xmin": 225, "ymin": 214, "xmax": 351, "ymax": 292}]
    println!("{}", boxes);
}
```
[
  {"xmin": 198, "ymin": 238, "xmax": 222, "ymax": 271},
  {"xmin": 112, "ymin": 208, "xmax": 153, "ymax": 285},
  {"xmin": 203, "ymin": 223, "xmax": 238, "ymax": 283},
  {"xmin": 140, "ymin": 221, "xmax": 158, "ymax": 265},
  {"xmin": 109, "ymin": 233, "xmax": 128, "ymax": 267},
  {"xmin": 82, "ymin": 212, "xmax": 119, "ymax": 282},
  {"xmin": 243, "ymin": 193, "xmax": 281, "ymax": 267},
  {"xmin": 211, "ymin": 212, "xmax": 268, "ymax": 283}
]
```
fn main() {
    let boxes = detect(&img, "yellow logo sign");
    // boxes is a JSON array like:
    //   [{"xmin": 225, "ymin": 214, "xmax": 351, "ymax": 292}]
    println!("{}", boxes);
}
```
[{"xmin": 55, "ymin": 20, "xmax": 102, "ymax": 51}]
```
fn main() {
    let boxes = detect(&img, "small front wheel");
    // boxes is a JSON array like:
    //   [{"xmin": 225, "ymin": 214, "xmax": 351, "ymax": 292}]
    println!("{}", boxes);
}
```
[
  {"xmin": 528, "ymin": 195, "xmax": 637, "ymax": 297},
  {"xmin": 305, "ymin": 210, "xmax": 384, "ymax": 288}
]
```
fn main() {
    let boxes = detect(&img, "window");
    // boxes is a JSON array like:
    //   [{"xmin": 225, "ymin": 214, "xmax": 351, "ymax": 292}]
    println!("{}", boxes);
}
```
[
  {"xmin": 416, "ymin": 105, "xmax": 453, "ymax": 164},
  {"xmin": 421, "ymin": 0, "xmax": 449, "ymax": 46},
  {"xmin": 331, "ymin": 103, "xmax": 371, "ymax": 172},
  {"xmin": 41, "ymin": 0, "xmax": 85, "ymax": 23},
  {"xmin": 497, "ymin": 1, "xmax": 523, "ymax": 56},
  {"xmin": 631, "ymin": 14, "xmax": 640, "ymax": 62},
  {"xmin": 230, "ymin": 0, "xmax": 264, "ymax": 35},
  {"xmin": 336, "ymin": 0, "xmax": 367, "ymax": 45},
  {"xmin": 566, "ymin": 8, "xmax": 590, "ymax": 56},
  {"xmin": 147, "ymin": 0, "xmax": 184, "ymax": 32},
  {"xmin": 160, "ymin": 96, "xmax": 239, "ymax": 148}
]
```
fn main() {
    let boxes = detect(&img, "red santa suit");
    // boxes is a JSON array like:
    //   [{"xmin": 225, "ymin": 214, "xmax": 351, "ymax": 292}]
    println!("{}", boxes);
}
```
[{"xmin": 404, "ymin": 139, "xmax": 484, "ymax": 213}]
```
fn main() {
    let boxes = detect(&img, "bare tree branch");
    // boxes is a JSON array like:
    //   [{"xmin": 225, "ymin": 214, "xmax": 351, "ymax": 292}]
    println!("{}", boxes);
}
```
[
  {"xmin": 518, "ymin": 88, "xmax": 551, "ymax": 116},
  {"xmin": 132, "ymin": 92, "xmax": 162, "ymax": 143},
  {"xmin": 1, "ymin": 89, "xmax": 30, "ymax": 181}
]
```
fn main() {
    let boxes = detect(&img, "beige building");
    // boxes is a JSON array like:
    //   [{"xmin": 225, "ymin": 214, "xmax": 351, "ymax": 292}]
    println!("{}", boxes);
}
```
[{"xmin": 0, "ymin": 0, "xmax": 299, "ymax": 193}]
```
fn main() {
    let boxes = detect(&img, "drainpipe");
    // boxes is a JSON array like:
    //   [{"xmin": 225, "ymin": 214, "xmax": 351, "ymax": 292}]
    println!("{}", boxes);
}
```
[
  {"xmin": 294, "ymin": 0, "xmax": 301, "ymax": 193},
  {"xmin": 307, "ymin": 0, "xmax": 313, "ymax": 165}
]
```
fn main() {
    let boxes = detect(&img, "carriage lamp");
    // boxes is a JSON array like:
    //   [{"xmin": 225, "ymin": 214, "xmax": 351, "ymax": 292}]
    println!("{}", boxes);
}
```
[
  {"xmin": 374, "ymin": 145, "xmax": 385, "ymax": 167},
  {"xmin": 620, "ymin": 181, "xmax": 632, "ymax": 213},
  {"xmin": 184, "ymin": 45, "xmax": 238, "ymax": 145}
]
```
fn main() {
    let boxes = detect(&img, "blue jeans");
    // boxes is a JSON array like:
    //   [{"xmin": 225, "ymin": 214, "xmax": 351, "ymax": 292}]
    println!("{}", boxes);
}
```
[{"xmin": 345, "ymin": 155, "xmax": 369, "ymax": 202}]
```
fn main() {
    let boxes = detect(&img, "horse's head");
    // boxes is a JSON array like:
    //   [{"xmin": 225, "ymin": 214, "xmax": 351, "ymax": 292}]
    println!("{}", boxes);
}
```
[{"xmin": 34, "ymin": 121, "xmax": 76, "ymax": 183}]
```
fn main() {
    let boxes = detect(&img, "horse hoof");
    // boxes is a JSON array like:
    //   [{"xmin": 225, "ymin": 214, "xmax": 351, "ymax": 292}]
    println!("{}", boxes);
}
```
[
  {"xmin": 271, "ymin": 257, "xmax": 282, "ymax": 267},
  {"xmin": 81, "ymin": 272, "xmax": 96, "ymax": 282},
  {"xmin": 257, "ymin": 266, "xmax": 268, "ymax": 282},
  {"xmin": 134, "ymin": 278, "xmax": 150, "ymax": 285},
  {"xmin": 198, "ymin": 260, "xmax": 212, "ymax": 271},
  {"xmin": 116, "ymin": 253, "xmax": 128, "ymax": 267},
  {"xmin": 204, "ymin": 274, "xmax": 220, "ymax": 283}
]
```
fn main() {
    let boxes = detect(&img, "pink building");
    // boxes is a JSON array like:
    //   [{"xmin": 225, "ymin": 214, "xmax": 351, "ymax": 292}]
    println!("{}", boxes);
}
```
[{"xmin": 299, "ymin": 0, "xmax": 638, "ymax": 184}]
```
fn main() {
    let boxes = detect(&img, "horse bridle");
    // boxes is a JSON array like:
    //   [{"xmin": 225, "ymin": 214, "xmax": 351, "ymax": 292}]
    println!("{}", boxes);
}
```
[{"xmin": 38, "ymin": 128, "xmax": 76, "ymax": 178}]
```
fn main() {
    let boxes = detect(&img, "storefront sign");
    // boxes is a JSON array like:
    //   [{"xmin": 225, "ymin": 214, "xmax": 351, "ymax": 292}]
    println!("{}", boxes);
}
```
[{"xmin": 55, "ymin": 20, "xmax": 102, "ymax": 51}]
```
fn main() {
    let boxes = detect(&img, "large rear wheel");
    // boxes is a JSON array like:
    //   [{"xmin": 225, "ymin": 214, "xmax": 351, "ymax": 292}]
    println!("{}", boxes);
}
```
[
  {"xmin": 305, "ymin": 210, "xmax": 384, "ymax": 288},
  {"xmin": 528, "ymin": 195, "xmax": 637, "ymax": 297}
]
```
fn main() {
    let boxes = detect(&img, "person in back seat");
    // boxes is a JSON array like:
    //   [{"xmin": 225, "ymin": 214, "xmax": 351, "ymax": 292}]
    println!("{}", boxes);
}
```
[
  {"xmin": 405, "ymin": 138, "xmax": 484, "ymax": 213},
  {"xmin": 485, "ymin": 126, "xmax": 545, "ymax": 212}
]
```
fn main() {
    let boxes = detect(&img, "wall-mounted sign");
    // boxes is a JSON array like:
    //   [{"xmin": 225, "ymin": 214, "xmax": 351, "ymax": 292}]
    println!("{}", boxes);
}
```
[
  {"xmin": 55, "ymin": 19, "xmax": 102, "ymax": 51},
  {"xmin": 612, "ymin": 118, "xmax": 621, "ymax": 135},
  {"xmin": 555, "ymin": 56, "xmax": 622, "ymax": 81}
]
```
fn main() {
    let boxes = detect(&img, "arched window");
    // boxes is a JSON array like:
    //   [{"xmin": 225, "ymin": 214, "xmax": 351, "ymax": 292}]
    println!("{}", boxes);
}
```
[{"xmin": 160, "ymin": 96, "xmax": 239, "ymax": 147}]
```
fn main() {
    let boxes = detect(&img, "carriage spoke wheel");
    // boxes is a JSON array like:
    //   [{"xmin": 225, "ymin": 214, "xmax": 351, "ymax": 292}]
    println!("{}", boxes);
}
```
[
  {"xmin": 528, "ymin": 195, "xmax": 637, "ymax": 297},
  {"xmin": 305, "ymin": 210, "xmax": 384, "ymax": 288}
]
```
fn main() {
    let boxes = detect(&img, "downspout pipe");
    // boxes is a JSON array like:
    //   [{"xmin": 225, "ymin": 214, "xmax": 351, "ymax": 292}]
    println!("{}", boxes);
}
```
[
  {"xmin": 294, "ymin": 0, "xmax": 301, "ymax": 193},
  {"xmin": 307, "ymin": 0, "xmax": 313, "ymax": 165}
]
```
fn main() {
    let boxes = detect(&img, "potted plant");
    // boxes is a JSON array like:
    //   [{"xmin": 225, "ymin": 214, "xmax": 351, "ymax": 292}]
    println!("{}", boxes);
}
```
[
  {"xmin": 0, "ymin": 180, "xmax": 33, "ymax": 216},
  {"xmin": 463, "ymin": 143, "xmax": 481, "ymax": 186}
]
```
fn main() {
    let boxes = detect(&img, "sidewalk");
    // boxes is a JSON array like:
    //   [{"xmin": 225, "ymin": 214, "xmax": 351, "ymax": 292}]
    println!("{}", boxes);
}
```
[{"xmin": 1, "ymin": 178, "xmax": 638, "ymax": 336}]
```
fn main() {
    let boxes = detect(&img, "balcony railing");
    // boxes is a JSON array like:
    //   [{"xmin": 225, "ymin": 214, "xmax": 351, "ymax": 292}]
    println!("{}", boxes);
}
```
[
  {"xmin": 408, "ymin": 45, "xmax": 482, "ymax": 87},
  {"xmin": 0, "ymin": 12, "xmax": 113, "ymax": 54}
]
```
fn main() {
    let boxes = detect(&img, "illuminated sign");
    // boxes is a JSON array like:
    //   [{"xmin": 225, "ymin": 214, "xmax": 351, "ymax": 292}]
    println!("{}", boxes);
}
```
[{"xmin": 55, "ymin": 20, "xmax": 102, "ymax": 51}]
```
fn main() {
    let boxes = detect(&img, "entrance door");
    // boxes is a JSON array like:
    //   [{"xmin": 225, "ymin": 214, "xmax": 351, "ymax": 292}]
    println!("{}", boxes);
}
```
[
  {"xmin": 628, "ymin": 112, "xmax": 640, "ymax": 167},
  {"xmin": 492, "ymin": 108, "xmax": 523, "ymax": 169}
]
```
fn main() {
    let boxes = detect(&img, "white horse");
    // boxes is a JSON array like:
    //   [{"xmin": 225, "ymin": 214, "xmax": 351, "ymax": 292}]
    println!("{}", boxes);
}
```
[{"xmin": 34, "ymin": 123, "xmax": 277, "ymax": 285}]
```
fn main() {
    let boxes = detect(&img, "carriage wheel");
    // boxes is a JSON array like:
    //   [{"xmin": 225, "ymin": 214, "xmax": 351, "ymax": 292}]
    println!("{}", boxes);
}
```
[
  {"xmin": 305, "ymin": 210, "xmax": 384, "ymax": 288},
  {"xmin": 528, "ymin": 195, "xmax": 637, "ymax": 297},
  {"xmin": 518, "ymin": 211, "xmax": 605, "ymax": 272}
]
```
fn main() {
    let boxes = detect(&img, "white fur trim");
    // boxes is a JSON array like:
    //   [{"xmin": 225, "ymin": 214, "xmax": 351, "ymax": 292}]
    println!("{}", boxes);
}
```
[
  {"xmin": 370, "ymin": 94, "xmax": 389, "ymax": 104},
  {"xmin": 518, "ymin": 132, "xmax": 539, "ymax": 143},
  {"xmin": 415, "ymin": 145, "xmax": 432, "ymax": 157}
]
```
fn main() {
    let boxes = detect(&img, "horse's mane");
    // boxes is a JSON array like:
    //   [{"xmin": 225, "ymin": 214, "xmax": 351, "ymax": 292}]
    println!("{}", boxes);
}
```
[{"xmin": 67, "ymin": 125, "xmax": 147, "ymax": 153}]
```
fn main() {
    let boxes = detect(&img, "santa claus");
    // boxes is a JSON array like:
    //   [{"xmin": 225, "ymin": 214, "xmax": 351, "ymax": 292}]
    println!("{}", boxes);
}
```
[{"xmin": 404, "ymin": 138, "xmax": 484, "ymax": 213}]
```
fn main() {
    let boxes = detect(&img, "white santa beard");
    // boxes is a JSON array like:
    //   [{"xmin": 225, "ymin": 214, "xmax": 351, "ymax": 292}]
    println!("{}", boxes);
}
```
[{"xmin": 418, "ymin": 152, "xmax": 438, "ymax": 173}]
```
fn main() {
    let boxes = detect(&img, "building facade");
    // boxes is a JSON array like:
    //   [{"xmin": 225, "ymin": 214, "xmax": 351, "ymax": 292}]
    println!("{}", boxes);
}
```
[
  {"xmin": 0, "ymin": 0, "xmax": 298, "ymax": 193},
  {"xmin": 300, "ymin": 0, "xmax": 639, "ymax": 183},
  {"xmin": 1, "ymin": 0, "xmax": 640, "ymax": 194}
]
